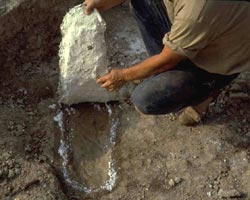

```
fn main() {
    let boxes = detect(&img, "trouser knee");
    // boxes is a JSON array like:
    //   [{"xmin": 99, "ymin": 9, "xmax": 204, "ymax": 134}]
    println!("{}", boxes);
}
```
[
  {"xmin": 131, "ymin": 91, "xmax": 154, "ymax": 115},
  {"xmin": 131, "ymin": 90, "xmax": 178, "ymax": 115},
  {"xmin": 130, "ymin": 70, "xmax": 198, "ymax": 115}
]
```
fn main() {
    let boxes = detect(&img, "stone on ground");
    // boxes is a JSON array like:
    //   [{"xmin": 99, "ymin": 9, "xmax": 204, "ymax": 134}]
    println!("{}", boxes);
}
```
[{"xmin": 218, "ymin": 188, "xmax": 242, "ymax": 198}]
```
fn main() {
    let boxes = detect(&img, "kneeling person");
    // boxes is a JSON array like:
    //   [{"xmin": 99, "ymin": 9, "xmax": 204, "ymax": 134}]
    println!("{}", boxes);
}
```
[{"xmin": 84, "ymin": 0, "xmax": 250, "ymax": 125}]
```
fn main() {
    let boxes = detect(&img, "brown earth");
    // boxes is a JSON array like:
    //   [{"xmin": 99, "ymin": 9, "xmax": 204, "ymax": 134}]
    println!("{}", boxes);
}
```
[{"xmin": 0, "ymin": 1, "xmax": 250, "ymax": 200}]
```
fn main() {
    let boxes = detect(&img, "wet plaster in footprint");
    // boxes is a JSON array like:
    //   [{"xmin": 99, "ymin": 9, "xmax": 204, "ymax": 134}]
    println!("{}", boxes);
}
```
[{"xmin": 54, "ymin": 103, "xmax": 120, "ymax": 194}]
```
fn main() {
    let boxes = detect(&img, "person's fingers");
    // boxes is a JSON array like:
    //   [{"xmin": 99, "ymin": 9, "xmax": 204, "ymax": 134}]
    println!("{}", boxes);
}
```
[
  {"xmin": 109, "ymin": 82, "xmax": 123, "ymax": 92},
  {"xmin": 109, "ymin": 84, "xmax": 117, "ymax": 91},
  {"xmin": 96, "ymin": 76, "xmax": 107, "ymax": 84},
  {"xmin": 96, "ymin": 79, "xmax": 103, "ymax": 84},
  {"xmin": 101, "ymin": 82, "xmax": 111, "ymax": 89},
  {"xmin": 108, "ymin": 87, "xmax": 114, "ymax": 92},
  {"xmin": 84, "ymin": 0, "xmax": 95, "ymax": 15}
]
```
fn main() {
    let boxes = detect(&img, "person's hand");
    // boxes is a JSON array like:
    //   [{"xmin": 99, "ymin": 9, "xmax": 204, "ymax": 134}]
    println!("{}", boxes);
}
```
[
  {"xmin": 96, "ymin": 69, "xmax": 126, "ymax": 92},
  {"xmin": 83, "ymin": 0, "xmax": 110, "ymax": 15}
]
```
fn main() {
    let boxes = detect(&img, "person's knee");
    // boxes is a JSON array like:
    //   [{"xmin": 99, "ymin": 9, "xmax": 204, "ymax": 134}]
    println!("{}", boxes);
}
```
[
  {"xmin": 131, "ymin": 90, "xmax": 176, "ymax": 115},
  {"xmin": 131, "ymin": 90, "xmax": 153, "ymax": 115},
  {"xmin": 130, "ymin": 71, "xmax": 197, "ymax": 115}
]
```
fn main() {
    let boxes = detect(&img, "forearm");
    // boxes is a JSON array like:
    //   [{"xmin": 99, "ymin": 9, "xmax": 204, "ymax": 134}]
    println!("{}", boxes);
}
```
[
  {"xmin": 96, "ymin": 47, "xmax": 184, "ymax": 92},
  {"xmin": 122, "ymin": 47, "xmax": 184, "ymax": 81}
]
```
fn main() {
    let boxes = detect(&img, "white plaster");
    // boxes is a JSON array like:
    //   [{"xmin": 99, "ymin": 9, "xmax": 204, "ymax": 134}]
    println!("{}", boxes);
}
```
[
  {"xmin": 101, "ymin": 160, "xmax": 117, "ymax": 191},
  {"xmin": 53, "ymin": 111, "xmax": 64, "ymax": 132},
  {"xmin": 59, "ymin": 4, "xmax": 131, "ymax": 104}
]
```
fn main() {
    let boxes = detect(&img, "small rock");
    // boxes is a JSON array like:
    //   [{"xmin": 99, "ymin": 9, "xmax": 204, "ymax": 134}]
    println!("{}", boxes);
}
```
[
  {"xmin": 14, "ymin": 168, "xmax": 21, "ymax": 175},
  {"xmin": 146, "ymin": 159, "xmax": 152, "ymax": 167},
  {"xmin": 25, "ymin": 145, "xmax": 32, "ymax": 152},
  {"xmin": 218, "ymin": 188, "xmax": 242, "ymax": 198},
  {"xmin": 28, "ymin": 112, "xmax": 36, "ymax": 116},
  {"xmin": 38, "ymin": 155, "xmax": 47, "ymax": 162},
  {"xmin": 17, "ymin": 99, "xmax": 24, "ymax": 104},
  {"xmin": 207, "ymin": 191, "xmax": 212, "ymax": 197},
  {"xmin": 14, "ymin": 130, "xmax": 24, "ymax": 137},
  {"xmin": 8, "ymin": 121, "xmax": 15, "ymax": 131},
  {"xmin": 169, "ymin": 177, "xmax": 182, "ymax": 188},
  {"xmin": 174, "ymin": 177, "xmax": 182, "ymax": 184},
  {"xmin": 230, "ymin": 83, "xmax": 242, "ymax": 92},
  {"xmin": 8, "ymin": 169, "xmax": 16, "ymax": 179},
  {"xmin": 0, "ymin": 169, "xmax": 3, "ymax": 177},
  {"xmin": 2, "ymin": 152, "xmax": 11, "ymax": 160},
  {"xmin": 6, "ymin": 160, "xmax": 14, "ymax": 168},
  {"xmin": 164, "ymin": 171, "xmax": 168, "ymax": 177},
  {"xmin": 169, "ymin": 179, "xmax": 175, "ymax": 187},
  {"xmin": 16, "ymin": 124, "xmax": 24, "ymax": 132},
  {"xmin": 25, "ymin": 155, "xmax": 31, "ymax": 160},
  {"xmin": 3, "ymin": 167, "xmax": 8, "ymax": 174},
  {"xmin": 246, "ymin": 132, "xmax": 250, "ymax": 137},
  {"xmin": 230, "ymin": 92, "xmax": 249, "ymax": 99}
]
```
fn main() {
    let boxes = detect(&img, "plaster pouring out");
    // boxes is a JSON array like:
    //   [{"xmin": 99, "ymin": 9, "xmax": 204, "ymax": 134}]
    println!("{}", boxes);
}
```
[
  {"xmin": 56, "ymin": 4, "xmax": 124, "ymax": 194},
  {"xmin": 58, "ymin": 4, "xmax": 132, "ymax": 105}
]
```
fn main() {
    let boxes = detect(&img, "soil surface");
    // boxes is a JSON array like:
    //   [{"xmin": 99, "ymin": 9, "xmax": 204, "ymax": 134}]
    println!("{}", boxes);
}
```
[{"xmin": 1, "ymin": 3, "xmax": 250, "ymax": 200}]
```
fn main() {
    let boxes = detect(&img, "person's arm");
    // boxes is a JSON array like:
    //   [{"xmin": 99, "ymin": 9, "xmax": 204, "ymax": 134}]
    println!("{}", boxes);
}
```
[
  {"xmin": 123, "ymin": 46, "xmax": 183, "ymax": 81},
  {"xmin": 84, "ymin": 0, "xmax": 125, "ymax": 15},
  {"xmin": 96, "ymin": 46, "xmax": 184, "ymax": 91}
]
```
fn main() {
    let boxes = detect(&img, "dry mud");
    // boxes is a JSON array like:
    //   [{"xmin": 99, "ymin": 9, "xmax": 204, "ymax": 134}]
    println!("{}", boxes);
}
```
[{"xmin": 0, "ymin": 2, "xmax": 250, "ymax": 200}]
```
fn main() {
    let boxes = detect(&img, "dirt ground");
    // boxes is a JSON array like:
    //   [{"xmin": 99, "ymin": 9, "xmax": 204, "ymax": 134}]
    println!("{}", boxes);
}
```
[{"xmin": 0, "ymin": 3, "xmax": 250, "ymax": 200}]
